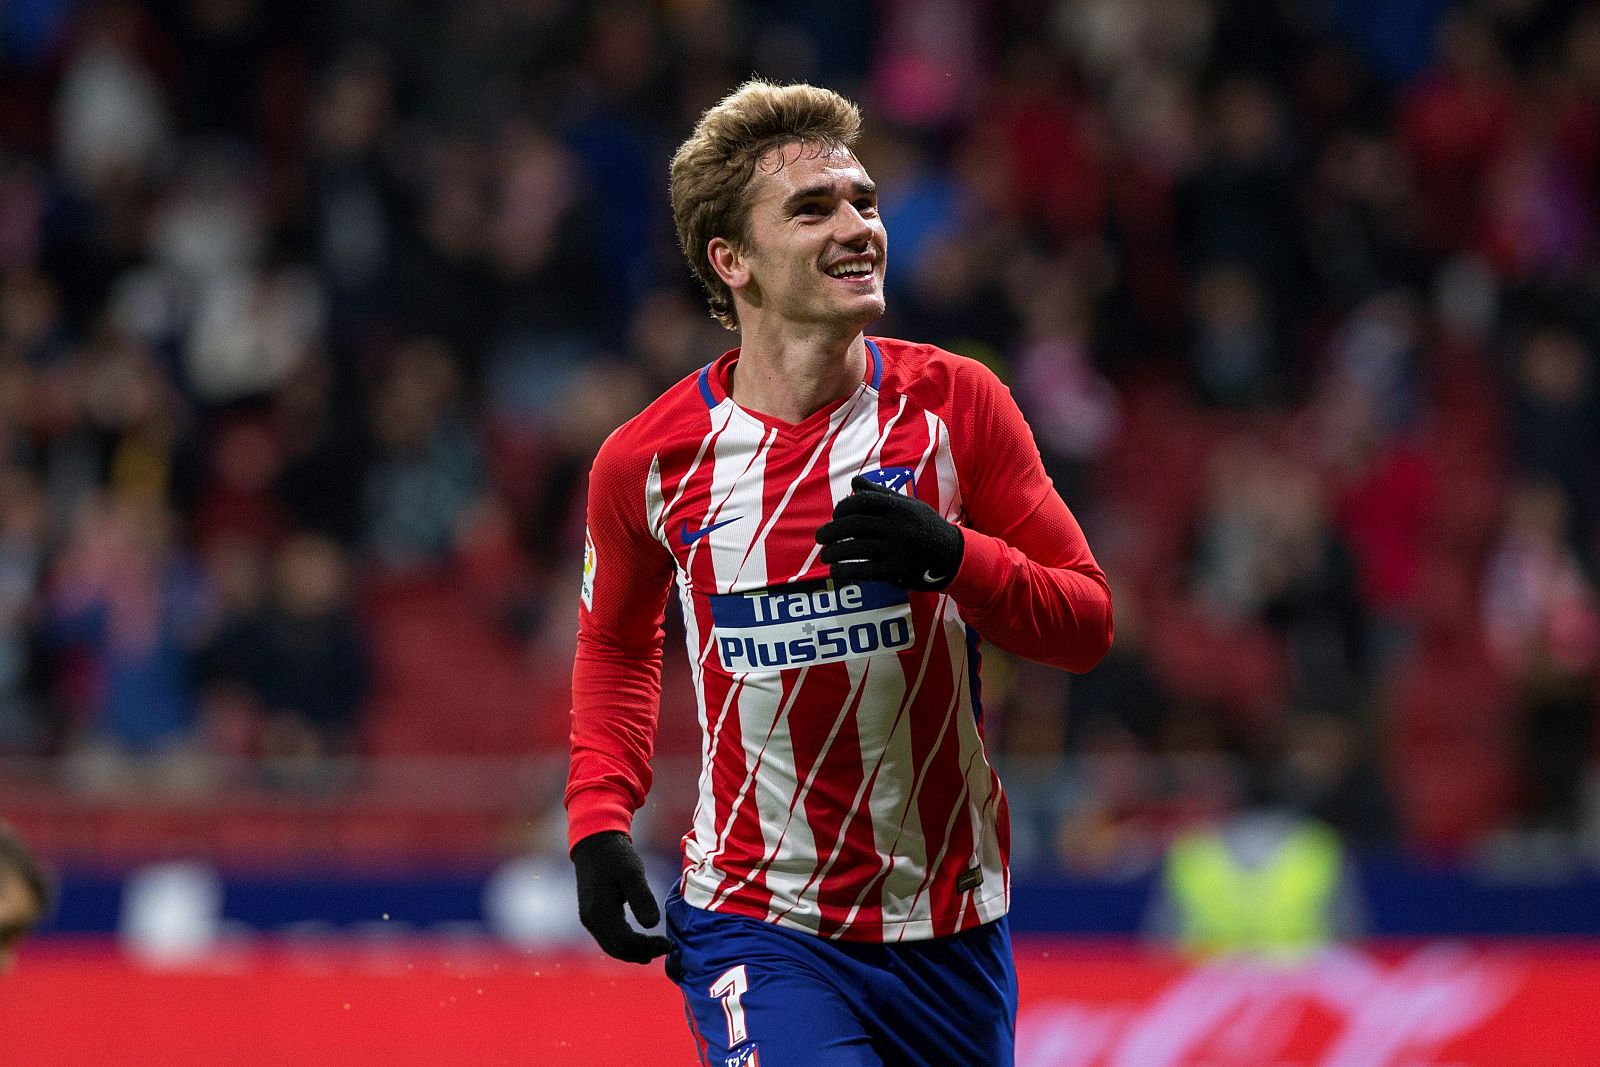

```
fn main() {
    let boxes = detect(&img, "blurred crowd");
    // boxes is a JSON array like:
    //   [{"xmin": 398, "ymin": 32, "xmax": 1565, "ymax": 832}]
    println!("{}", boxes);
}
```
[{"xmin": 0, "ymin": 0, "xmax": 1598, "ymax": 872}]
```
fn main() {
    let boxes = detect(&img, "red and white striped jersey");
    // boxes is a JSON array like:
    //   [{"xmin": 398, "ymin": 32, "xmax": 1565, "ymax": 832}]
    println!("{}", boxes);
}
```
[{"xmin": 567, "ymin": 337, "xmax": 1112, "ymax": 942}]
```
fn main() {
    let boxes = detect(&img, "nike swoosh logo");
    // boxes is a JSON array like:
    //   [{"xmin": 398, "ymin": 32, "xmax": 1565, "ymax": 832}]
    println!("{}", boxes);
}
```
[
  {"xmin": 922, "ymin": 570, "xmax": 947, "ymax": 584},
  {"xmin": 680, "ymin": 516, "xmax": 741, "ymax": 545}
]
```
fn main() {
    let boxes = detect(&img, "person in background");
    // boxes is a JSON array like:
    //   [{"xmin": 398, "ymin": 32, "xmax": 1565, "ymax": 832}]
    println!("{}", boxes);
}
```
[
  {"xmin": 362, "ymin": 338, "xmax": 486, "ymax": 572},
  {"xmin": 47, "ymin": 492, "xmax": 213, "ymax": 777},
  {"xmin": 1482, "ymin": 478, "xmax": 1600, "ymax": 837},
  {"xmin": 0, "ymin": 821, "xmax": 51, "ymax": 974},
  {"xmin": 250, "ymin": 533, "xmax": 370, "ymax": 787},
  {"xmin": 1144, "ymin": 775, "xmax": 1366, "ymax": 959}
]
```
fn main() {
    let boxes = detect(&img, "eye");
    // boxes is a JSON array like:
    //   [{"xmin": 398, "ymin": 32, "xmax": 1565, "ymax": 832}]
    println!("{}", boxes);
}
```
[{"xmin": 796, "ymin": 202, "xmax": 825, "ymax": 216}]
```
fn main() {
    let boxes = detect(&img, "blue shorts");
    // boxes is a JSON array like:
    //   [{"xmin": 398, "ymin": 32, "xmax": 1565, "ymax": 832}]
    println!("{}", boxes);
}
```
[{"xmin": 665, "ymin": 888, "xmax": 1017, "ymax": 1067}]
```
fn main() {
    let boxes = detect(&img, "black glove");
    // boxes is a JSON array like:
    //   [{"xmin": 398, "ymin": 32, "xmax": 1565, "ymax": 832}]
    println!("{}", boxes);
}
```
[
  {"xmin": 571, "ymin": 830, "xmax": 672, "ymax": 964},
  {"xmin": 815, "ymin": 475, "xmax": 965, "ymax": 591}
]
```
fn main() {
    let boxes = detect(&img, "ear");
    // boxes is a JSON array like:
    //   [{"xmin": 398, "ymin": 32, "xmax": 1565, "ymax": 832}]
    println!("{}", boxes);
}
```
[{"xmin": 707, "ymin": 236, "xmax": 751, "ymax": 292}]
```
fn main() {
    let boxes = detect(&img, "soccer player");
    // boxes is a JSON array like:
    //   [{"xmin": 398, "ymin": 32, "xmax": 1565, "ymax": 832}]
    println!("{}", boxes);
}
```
[
  {"xmin": 566, "ymin": 80, "xmax": 1113, "ymax": 1065},
  {"xmin": 0, "ymin": 823, "xmax": 50, "ymax": 974}
]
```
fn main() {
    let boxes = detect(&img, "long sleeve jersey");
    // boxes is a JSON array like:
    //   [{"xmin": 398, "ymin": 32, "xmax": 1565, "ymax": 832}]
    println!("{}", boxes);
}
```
[{"xmin": 566, "ymin": 337, "xmax": 1112, "ymax": 942}]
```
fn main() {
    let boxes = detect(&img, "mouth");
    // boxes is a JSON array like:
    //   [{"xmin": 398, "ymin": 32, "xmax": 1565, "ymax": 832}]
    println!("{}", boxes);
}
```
[{"xmin": 822, "ymin": 255, "xmax": 878, "ymax": 287}]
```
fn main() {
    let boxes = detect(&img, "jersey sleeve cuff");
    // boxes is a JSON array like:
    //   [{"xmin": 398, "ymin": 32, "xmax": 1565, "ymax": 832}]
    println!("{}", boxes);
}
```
[
  {"xmin": 944, "ymin": 526, "xmax": 1012, "ymax": 609},
  {"xmin": 565, "ymin": 787, "xmax": 636, "ymax": 853}
]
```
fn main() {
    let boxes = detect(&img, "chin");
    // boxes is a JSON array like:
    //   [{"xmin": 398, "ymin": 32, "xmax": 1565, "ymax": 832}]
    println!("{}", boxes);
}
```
[
  {"xmin": 840, "ymin": 292, "xmax": 886, "ymax": 322},
  {"xmin": 793, "ymin": 291, "xmax": 886, "ymax": 331}
]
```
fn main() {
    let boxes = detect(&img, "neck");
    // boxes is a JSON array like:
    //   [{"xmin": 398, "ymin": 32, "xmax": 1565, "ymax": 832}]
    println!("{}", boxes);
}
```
[{"xmin": 730, "ymin": 321, "xmax": 868, "ymax": 424}]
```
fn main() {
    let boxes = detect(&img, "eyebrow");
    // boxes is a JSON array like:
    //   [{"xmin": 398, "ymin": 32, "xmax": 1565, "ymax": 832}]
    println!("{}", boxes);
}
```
[{"xmin": 782, "ymin": 180, "xmax": 877, "ymax": 211}]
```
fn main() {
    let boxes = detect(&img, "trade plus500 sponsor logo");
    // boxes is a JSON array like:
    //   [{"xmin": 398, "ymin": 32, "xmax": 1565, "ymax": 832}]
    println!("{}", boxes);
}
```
[{"xmin": 709, "ymin": 579, "xmax": 914, "ymax": 671}]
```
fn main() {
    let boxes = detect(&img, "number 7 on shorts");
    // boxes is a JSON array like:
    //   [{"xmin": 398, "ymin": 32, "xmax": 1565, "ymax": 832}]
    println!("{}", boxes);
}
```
[{"xmin": 709, "ymin": 964, "xmax": 750, "ymax": 1046}]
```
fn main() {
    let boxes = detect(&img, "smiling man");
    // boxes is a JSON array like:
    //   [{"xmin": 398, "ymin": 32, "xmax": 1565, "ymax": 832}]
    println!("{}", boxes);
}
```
[
  {"xmin": 566, "ymin": 80, "xmax": 1113, "ymax": 1066},
  {"xmin": 0, "ymin": 823, "xmax": 49, "ymax": 975}
]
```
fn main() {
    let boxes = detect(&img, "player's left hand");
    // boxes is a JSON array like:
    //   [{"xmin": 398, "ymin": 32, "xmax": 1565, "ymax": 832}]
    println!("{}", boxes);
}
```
[{"xmin": 816, "ymin": 475, "xmax": 965, "ymax": 591}]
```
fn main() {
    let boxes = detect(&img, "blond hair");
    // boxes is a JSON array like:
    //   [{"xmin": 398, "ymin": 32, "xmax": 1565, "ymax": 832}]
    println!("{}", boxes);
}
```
[{"xmin": 669, "ymin": 80, "xmax": 863, "ymax": 330}]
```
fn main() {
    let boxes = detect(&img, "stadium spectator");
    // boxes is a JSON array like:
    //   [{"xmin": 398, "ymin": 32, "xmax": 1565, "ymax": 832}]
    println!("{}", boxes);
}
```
[
  {"xmin": 1318, "ymin": 377, "xmax": 1434, "ymax": 668},
  {"xmin": 0, "ymin": 821, "xmax": 50, "ymax": 974},
  {"xmin": 383, "ymin": 141, "xmax": 496, "ymax": 380},
  {"xmin": 191, "ymin": 417, "xmax": 289, "ymax": 554},
  {"xmin": 1064, "ymin": 591, "xmax": 1169, "ymax": 753},
  {"xmin": 362, "ymin": 337, "xmax": 485, "ymax": 570},
  {"xmin": 1385, "ymin": 559, "xmax": 1518, "ymax": 854},
  {"xmin": 1304, "ymin": 129, "xmax": 1429, "ymax": 311},
  {"xmin": 1277, "ymin": 709, "xmax": 1396, "ymax": 845},
  {"xmin": 1506, "ymin": 319, "xmax": 1600, "ymax": 560},
  {"xmin": 1482, "ymin": 478, "xmax": 1600, "ymax": 834},
  {"xmin": 0, "ymin": 467, "xmax": 47, "ymax": 751},
  {"xmin": 192, "ymin": 536, "xmax": 268, "ymax": 759},
  {"xmin": 271, "ymin": 355, "xmax": 368, "ymax": 546},
  {"xmin": 1397, "ymin": 10, "xmax": 1517, "ymax": 255},
  {"xmin": 248, "ymin": 532, "xmax": 369, "ymax": 787},
  {"xmin": 305, "ymin": 47, "xmax": 404, "ymax": 336},
  {"xmin": 1176, "ymin": 76, "xmax": 1307, "ymax": 323},
  {"xmin": 52, "ymin": 1, "xmax": 172, "ymax": 203},
  {"xmin": 47, "ymin": 492, "xmax": 213, "ymax": 777},
  {"xmin": 1253, "ymin": 456, "xmax": 1368, "ymax": 717},
  {"xmin": 1010, "ymin": 252, "xmax": 1121, "ymax": 504},
  {"xmin": 479, "ymin": 124, "xmax": 609, "ymax": 420},
  {"xmin": 1184, "ymin": 261, "xmax": 1285, "ymax": 408}
]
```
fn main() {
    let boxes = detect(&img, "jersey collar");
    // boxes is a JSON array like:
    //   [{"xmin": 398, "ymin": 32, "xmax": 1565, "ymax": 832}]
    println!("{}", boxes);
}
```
[{"xmin": 697, "ymin": 337, "xmax": 883, "ymax": 417}]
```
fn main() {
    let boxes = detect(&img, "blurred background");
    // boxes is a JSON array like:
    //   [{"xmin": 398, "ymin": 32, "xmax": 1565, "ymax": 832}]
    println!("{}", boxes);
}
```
[{"xmin": 2, "ymin": 0, "xmax": 1599, "ymax": 1063}]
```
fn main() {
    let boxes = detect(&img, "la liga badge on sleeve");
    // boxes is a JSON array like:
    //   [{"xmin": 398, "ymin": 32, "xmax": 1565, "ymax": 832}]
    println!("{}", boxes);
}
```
[{"xmin": 581, "ymin": 529, "xmax": 596, "ymax": 610}]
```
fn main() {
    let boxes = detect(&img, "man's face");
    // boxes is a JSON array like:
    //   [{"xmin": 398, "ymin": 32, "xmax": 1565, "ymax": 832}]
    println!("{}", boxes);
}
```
[
  {"xmin": 723, "ymin": 142, "xmax": 887, "ymax": 332},
  {"xmin": 0, "ymin": 873, "xmax": 41, "ymax": 974}
]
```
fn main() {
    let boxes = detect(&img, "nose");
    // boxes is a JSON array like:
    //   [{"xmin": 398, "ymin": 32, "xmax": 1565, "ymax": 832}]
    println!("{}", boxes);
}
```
[{"xmin": 834, "ymin": 201, "xmax": 874, "ymax": 246}]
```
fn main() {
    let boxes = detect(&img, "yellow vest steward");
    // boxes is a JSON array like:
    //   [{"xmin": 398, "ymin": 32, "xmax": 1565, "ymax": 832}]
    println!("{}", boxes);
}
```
[{"xmin": 1165, "ymin": 822, "xmax": 1342, "ymax": 957}]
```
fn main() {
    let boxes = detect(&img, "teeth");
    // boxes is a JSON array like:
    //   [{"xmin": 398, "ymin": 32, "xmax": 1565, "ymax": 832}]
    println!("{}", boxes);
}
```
[{"xmin": 826, "ymin": 262, "xmax": 872, "ymax": 278}]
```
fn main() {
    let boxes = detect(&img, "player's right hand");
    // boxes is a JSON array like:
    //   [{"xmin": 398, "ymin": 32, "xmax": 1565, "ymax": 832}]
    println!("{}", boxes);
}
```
[
  {"xmin": 571, "ymin": 830, "xmax": 673, "ymax": 964},
  {"xmin": 817, "ymin": 474, "xmax": 965, "ymax": 591}
]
